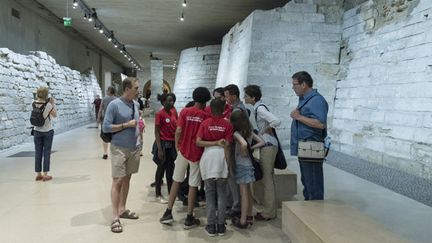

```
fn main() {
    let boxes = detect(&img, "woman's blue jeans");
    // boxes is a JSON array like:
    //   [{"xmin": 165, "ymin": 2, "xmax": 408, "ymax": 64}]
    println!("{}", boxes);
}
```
[{"xmin": 34, "ymin": 130, "xmax": 54, "ymax": 172}]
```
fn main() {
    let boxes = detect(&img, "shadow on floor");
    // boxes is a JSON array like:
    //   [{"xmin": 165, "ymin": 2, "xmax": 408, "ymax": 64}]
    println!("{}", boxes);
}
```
[
  {"xmin": 51, "ymin": 175, "xmax": 91, "ymax": 184},
  {"xmin": 70, "ymin": 205, "xmax": 112, "ymax": 227}
]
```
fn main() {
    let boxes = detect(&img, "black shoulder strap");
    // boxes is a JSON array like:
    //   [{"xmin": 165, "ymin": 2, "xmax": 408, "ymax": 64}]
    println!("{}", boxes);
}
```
[
  {"xmin": 297, "ymin": 93, "xmax": 318, "ymax": 111},
  {"xmin": 254, "ymin": 104, "xmax": 269, "ymax": 123}
]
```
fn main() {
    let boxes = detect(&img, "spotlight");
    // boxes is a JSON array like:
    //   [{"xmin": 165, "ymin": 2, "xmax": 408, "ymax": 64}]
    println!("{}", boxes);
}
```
[
  {"xmin": 180, "ymin": 12, "xmax": 184, "ymax": 21},
  {"xmin": 73, "ymin": 0, "xmax": 78, "ymax": 8},
  {"xmin": 182, "ymin": 0, "xmax": 187, "ymax": 7},
  {"xmin": 83, "ymin": 14, "xmax": 87, "ymax": 20},
  {"xmin": 114, "ymin": 44, "xmax": 118, "ymax": 48}
]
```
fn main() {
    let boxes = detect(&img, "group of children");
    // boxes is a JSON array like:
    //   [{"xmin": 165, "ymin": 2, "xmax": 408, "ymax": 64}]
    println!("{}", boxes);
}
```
[{"xmin": 152, "ymin": 86, "xmax": 266, "ymax": 236}]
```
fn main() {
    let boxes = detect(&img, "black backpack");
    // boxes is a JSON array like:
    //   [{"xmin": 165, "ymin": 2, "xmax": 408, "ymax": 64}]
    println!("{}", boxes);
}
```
[{"xmin": 30, "ymin": 102, "xmax": 49, "ymax": 127}]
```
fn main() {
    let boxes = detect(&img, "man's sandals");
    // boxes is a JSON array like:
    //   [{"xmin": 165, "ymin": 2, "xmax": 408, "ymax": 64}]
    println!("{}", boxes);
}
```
[
  {"xmin": 111, "ymin": 219, "xmax": 123, "ymax": 233},
  {"xmin": 119, "ymin": 209, "xmax": 139, "ymax": 219}
]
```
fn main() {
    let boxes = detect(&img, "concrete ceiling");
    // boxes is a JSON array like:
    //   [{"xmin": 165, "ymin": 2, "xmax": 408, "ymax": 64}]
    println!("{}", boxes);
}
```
[{"xmin": 28, "ymin": 0, "xmax": 290, "ymax": 70}]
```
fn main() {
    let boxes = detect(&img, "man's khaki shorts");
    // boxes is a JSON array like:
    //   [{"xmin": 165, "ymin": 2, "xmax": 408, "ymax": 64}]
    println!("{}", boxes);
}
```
[
  {"xmin": 111, "ymin": 144, "xmax": 140, "ymax": 178},
  {"xmin": 172, "ymin": 152, "xmax": 201, "ymax": 187}
]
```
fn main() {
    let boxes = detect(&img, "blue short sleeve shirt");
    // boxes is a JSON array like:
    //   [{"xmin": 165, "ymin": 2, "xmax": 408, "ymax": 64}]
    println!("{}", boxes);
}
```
[{"xmin": 290, "ymin": 89, "xmax": 328, "ymax": 156}]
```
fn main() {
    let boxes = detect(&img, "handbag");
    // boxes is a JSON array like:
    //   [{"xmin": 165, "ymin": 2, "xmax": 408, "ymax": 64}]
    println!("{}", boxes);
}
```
[
  {"xmin": 248, "ymin": 143, "xmax": 263, "ymax": 181},
  {"xmin": 254, "ymin": 104, "xmax": 287, "ymax": 170},
  {"xmin": 297, "ymin": 141, "xmax": 325, "ymax": 161},
  {"xmin": 295, "ymin": 94, "xmax": 327, "ymax": 162},
  {"xmin": 100, "ymin": 130, "xmax": 112, "ymax": 143}
]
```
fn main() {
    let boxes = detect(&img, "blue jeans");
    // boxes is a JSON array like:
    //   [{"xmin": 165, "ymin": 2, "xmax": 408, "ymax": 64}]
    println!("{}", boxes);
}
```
[
  {"xmin": 299, "ymin": 160, "xmax": 324, "ymax": 200},
  {"xmin": 205, "ymin": 178, "xmax": 228, "ymax": 225},
  {"xmin": 34, "ymin": 130, "xmax": 54, "ymax": 173}
]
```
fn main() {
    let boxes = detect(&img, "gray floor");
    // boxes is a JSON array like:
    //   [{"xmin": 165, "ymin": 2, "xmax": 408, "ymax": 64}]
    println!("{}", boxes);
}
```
[{"xmin": 0, "ymin": 123, "xmax": 431, "ymax": 242}]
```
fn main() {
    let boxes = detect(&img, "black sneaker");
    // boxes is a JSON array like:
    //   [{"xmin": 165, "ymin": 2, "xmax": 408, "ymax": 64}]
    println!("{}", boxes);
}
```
[
  {"xmin": 150, "ymin": 179, "xmax": 163, "ymax": 187},
  {"xmin": 159, "ymin": 210, "xmax": 173, "ymax": 224},
  {"xmin": 217, "ymin": 224, "xmax": 226, "ymax": 236},
  {"xmin": 205, "ymin": 224, "xmax": 216, "ymax": 237},
  {"xmin": 184, "ymin": 216, "xmax": 200, "ymax": 229}
]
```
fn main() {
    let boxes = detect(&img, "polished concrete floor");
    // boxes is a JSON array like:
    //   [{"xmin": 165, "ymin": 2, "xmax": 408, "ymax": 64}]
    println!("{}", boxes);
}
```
[
  {"xmin": 0, "ymin": 120, "xmax": 288, "ymax": 243},
  {"xmin": 1, "ymin": 119, "xmax": 431, "ymax": 243}
]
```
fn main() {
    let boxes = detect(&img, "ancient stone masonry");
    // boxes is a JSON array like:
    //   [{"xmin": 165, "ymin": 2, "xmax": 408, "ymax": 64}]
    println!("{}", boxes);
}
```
[
  {"xmin": 173, "ymin": 45, "xmax": 221, "ymax": 109},
  {"xmin": 217, "ymin": 1, "xmax": 341, "ymax": 147},
  {"xmin": 0, "ymin": 48, "xmax": 101, "ymax": 151},
  {"xmin": 335, "ymin": 0, "xmax": 432, "ymax": 179}
]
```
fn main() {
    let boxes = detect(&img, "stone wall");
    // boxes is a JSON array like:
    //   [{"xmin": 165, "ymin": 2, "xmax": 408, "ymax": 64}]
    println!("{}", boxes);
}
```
[
  {"xmin": 173, "ymin": 45, "xmax": 221, "ymax": 109},
  {"xmin": 0, "ymin": 48, "xmax": 101, "ymax": 151},
  {"xmin": 216, "ymin": 2, "xmax": 341, "ymax": 147},
  {"xmin": 0, "ymin": 0, "xmax": 124, "ymax": 87},
  {"xmin": 215, "ymin": 15, "xmax": 253, "ymax": 90},
  {"xmin": 333, "ymin": 0, "xmax": 432, "ymax": 179}
]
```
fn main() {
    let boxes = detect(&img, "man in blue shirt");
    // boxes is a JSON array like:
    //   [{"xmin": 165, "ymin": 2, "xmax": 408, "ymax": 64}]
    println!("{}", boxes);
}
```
[
  {"xmin": 290, "ymin": 71, "xmax": 328, "ymax": 200},
  {"xmin": 103, "ymin": 77, "xmax": 141, "ymax": 233}
]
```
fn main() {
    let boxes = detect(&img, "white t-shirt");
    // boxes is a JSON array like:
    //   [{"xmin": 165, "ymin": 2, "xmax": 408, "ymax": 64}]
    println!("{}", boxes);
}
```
[{"xmin": 34, "ymin": 102, "xmax": 54, "ymax": 132}]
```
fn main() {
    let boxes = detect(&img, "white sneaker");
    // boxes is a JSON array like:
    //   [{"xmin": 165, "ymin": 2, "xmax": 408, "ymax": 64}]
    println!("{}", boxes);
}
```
[{"xmin": 156, "ymin": 195, "xmax": 168, "ymax": 204}]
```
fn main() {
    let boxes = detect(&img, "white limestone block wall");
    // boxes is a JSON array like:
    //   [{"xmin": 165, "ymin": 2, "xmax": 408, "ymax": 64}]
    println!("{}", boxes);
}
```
[
  {"xmin": 173, "ymin": 45, "xmax": 221, "ymax": 109},
  {"xmin": 0, "ymin": 48, "xmax": 101, "ymax": 150},
  {"xmin": 215, "ymin": 15, "xmax": 253, "ymax": 90},
  {"xmin": 334, "ymin": 0, "xmax": 432, "ymax": 179},
  {"xmin": 216, "ymin": 2, "xmax": 341, "ymax": 147}
]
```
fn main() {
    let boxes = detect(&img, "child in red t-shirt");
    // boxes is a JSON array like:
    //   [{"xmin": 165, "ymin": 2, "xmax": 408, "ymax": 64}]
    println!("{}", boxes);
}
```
[
  {"xmin": 196, "ymin": 98, "xmax": 233, "ymax": 236},
  {"xmin": 153, "ymin": 93, "xmax": 177, "ymax": 204},
  {"xmin": 160, "ymin": 87, "xmax": 211, "ymax": 230}
]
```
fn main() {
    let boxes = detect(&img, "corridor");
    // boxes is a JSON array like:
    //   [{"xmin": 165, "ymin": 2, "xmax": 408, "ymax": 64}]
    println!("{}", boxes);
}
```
[{"xmin": 0, "ymin": 119, "xmax": 288, "ymax": 243}]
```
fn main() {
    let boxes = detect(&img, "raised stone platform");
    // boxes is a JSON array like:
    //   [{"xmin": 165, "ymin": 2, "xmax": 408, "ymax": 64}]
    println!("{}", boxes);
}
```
[
  {"xmin": 275, "ymin": 168, "xmax": 297, "ymax": 207},
  {"xmin": 282, "ymin": 200, "xmax": 408, "ymax": 243}
]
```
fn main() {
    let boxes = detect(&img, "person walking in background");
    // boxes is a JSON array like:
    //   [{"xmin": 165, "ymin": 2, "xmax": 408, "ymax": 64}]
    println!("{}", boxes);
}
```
[
  {"xmin": 102, "ymin": 77, "xmax": 141, "ymax": 233},
  {"xmin": 153, "ymin": 93, "xmax": 177, "ymax": 204},
  {"xmin": 98, "ymin": 86, "xmax": 116, "ymax": 160},
  {"xmin": 229, "ymin": 110, "xmax": 265, "ymax": 228},
  {"xmin": 290, "ymin": 71, "xmax": 328, "ymax": 200},
  {"xmin": 196, "ymin": 98, "xmax": 233, "ymax": 236},
  {"xmin": 32, "ymin": 87, "xmax": 57, "ymax": 182},
  {"xmin": 244, "ymin": 85, "xmax": 281, "ymax": 220},
  {"xmin": 92, "ymin": 95, "xmax": 102, "ymax": 121}
]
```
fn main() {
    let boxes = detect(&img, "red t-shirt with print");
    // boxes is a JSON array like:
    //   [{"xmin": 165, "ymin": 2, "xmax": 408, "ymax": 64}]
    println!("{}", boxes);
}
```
[
  {"xmin": 204, "ymin": 103, "xmax": 232, "ymax": 119},
  {"xmin": 155, "ymin": 108, "xmax": 178, "ymax": 141},
  {"xmin": 197, "ymin": 116, "xmax": 233, "ymax": 143},
  {"xmin": 177, "ymin": 106, "xmax": 210, "ymax": 162}
]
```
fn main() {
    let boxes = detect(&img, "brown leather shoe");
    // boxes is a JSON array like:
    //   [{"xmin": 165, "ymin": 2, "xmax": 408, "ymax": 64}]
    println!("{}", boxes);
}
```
[
  {"xmin": 42, "ymin": 175, "xmax": 53, "ymax": 181},
  {"xmin": 35, "ymin": 175, "xmax": 43, "ymax": 181}
]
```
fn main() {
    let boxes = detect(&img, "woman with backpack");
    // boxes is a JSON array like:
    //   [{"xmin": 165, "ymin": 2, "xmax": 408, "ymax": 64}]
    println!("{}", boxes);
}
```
[{"xmin": 32, "ymin": 87, "xmax": 57, "ymax": 181}]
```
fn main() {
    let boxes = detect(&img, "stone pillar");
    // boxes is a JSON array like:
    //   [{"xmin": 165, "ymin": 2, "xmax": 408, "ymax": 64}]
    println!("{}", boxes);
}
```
[
  {"xmin": 104, "ymin": 71, "xmax": 111, "ymax": 95},
  {"xmin": 150, "ymin": 59, "xmax": 163, "ymax": 111}
]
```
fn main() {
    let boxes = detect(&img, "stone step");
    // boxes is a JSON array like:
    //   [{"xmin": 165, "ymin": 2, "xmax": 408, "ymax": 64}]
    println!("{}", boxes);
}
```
[
  {"xmin": 275, "ymin": 168, "xmax": 297, "ymax": 207},
  {"xmin": 282, "ymin": 200, "xmax": 409, "ymax": 243}
]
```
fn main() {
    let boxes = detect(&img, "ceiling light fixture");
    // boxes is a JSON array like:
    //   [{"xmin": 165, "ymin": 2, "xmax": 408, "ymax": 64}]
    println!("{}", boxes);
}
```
[
  {"xmin": 76, "ymin": 1, "xmax": 140, "ymax": 69},
  {"xmin": 182, "ymin": 0, "xmax": 187, "ymax": 7},
  {"xmin": 180, "ymin": 11, "xmax": 184, "ymax": 21},
  {"xmin": 73, "ymin": 0, "xmax": 78, "ymax": 8}
]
